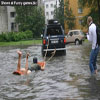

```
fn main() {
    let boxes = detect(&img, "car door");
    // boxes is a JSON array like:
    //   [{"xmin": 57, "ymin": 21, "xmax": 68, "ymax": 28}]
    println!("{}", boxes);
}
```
[
  {"xmin": 67, "ymin": 32, "xmax": 74, "ymax": 43},
  {"xmin": 73, "ymin": 31, "xmax": 80, "ymax": 40}
]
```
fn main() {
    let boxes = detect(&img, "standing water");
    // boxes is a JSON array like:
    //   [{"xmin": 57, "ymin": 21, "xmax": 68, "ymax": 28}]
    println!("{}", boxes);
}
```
[{"xmin": 0, "ymin": 43, "xmax": 100, "ymax": 100}]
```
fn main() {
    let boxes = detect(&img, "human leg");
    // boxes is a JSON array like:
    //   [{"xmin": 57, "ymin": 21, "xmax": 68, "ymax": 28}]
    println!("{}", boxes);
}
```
[
  {"xmin": 89, "ymin": 49, "xmax": 95, "ymax": 74},
  {"xmin": 93, "ymin": 47, "xmax": 99, "ymax": 74},
  {"xmin": 17, "ymin": 51, "xmax": 22, "ymax": 71},
  {"xmin": 19, "ymin": 52, "xmax": 31, "ymax": 75}
]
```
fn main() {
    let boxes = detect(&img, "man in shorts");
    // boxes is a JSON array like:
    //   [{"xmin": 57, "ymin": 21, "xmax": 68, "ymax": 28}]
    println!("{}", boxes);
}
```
[{"xmin": 13, "ymin": 51, "xmax": 45, "ymax": 75}]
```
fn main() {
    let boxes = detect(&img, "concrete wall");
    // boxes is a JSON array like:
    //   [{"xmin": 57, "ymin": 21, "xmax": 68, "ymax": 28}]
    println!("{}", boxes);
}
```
[
  {"xmin": 7, "ymin": 6, "xmax": 18, "ymax": 32},
  {"xmin": 64, "ymin": 0, "xmax": 89, "ymax": 33},
  {"xmin": 0, "ymin": 6, "xmax": 8, "ymax": 34},
  {"xmin": 44, "ymin": 0, "xmax": 59, "ymax": 24},
  {"xmin": 0, "ymin": 6, "xmax": 18, "ymax": 33}
]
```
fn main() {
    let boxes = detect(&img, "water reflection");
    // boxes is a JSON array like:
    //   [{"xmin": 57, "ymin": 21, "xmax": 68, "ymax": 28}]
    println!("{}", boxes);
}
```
[{"xmin": 0, "ymin": 43, "xmax": 100, "ymax": 100}]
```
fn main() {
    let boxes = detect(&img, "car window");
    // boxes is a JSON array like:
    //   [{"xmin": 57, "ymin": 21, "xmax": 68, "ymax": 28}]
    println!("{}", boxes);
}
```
[
  {"xmin": 69, "ymin": 32, "xmax": 73, "ymax": 36},
  {"xmin": 47, "ymin": 26, "xmax": 63, "ymax": 36},
  {"xmin": 80, "ymin": 31, "xmax": 84, "ymax": 35},
  {"xmin": 74, "ymin": 31, "xmax": 79, "ymax": 35}
]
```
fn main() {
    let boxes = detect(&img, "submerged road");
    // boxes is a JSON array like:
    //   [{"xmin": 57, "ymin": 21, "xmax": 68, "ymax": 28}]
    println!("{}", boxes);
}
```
[{"xmin": 0, "ymin": 43, "xmax": 100, "ymax": 100}]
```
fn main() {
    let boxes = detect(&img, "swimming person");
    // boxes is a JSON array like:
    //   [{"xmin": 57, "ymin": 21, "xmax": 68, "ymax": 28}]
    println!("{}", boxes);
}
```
[
  {"xmin": 29, "ymin": 57, "xmax": 45, "ymax": 71},
  {"xmin": 13, "ymin": 51, "xmax": 45, "ymax": 75}
]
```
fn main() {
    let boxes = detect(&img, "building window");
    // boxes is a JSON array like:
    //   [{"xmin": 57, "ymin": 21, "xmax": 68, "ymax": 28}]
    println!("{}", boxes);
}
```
[
  {"xmin": 54, "ymin": 4, "xmax": 57, "ymax": 8},
  {"xmin": 46, "ymin": 4, "xmax": 49, "ymax": 8},
  {"xmin": 11, "ymin": 22, "xmax": 15, "ymax": 31},
  {"xmin": 40, "ymin": 0, "xmax": 41, "ymax": 4},
  {"xmin": 51, "ymin": 11, "xmax": 54, "ymax": 15},
  {"xmin": 10, "ymin": 12, "xmax": 16, "ymax": 17},
  {"xmin": 78, "ymin": 8, "xmax": 83, "ymax": 14},
  {"xmin": 46, "ymin": 12, "xmax": 49, "ymax": 16},
  {"xmin": 51, "ymin": 4, "xmax": 53, "ymax": 7}
]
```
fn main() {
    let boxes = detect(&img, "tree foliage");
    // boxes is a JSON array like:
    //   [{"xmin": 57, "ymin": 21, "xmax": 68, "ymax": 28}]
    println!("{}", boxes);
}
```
[
  {"xmin": 15, "ymin": 6, "xmax": 45, "ymax": 38},
  {"xmin": 79, "ymin": 0, "xmax": 100, "ymax": 26},
  {"xmin": 54, "ymin": 0, "xmax": 64, "ymax": 28},
  {"xmin": 64, "ymin": 0, "xmax": 75, "ymax": 30}
]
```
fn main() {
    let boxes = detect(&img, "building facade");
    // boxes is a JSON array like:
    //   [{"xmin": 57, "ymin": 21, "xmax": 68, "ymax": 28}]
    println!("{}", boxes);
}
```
[
  {"xmin": 38, "ymin": 0, "xmax": 44, "ymax": 7},
  {"xmin": 64, "ymin": 0, "xmax": 89, "ymax": 33},
  {"xmin": 7, "ymin": 6, "xmax": 18, "ymax": 32},
  {"xmin": 0, "ymin": 1, "xmax": 44, "ymax": 34},
  {"xmin": 0, "ymin": 6, "xmax": 18, "ymax": 34},
  {"xmin": 44, "ymin": 0, "xmax": 59, "ymax": 24},
  {"xmin": 0, "ymin": 6, "xmax": 8, "ymax": 33}
]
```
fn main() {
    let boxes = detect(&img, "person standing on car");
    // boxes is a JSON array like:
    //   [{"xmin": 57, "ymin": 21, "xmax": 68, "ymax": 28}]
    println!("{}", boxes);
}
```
[{"xmin": 87, "ymin": 16, "xmax": 99, "ymax": 75}]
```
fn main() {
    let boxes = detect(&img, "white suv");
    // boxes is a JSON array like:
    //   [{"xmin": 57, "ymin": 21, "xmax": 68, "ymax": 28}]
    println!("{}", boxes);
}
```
[{"xmin": 65, "ymin": 30, "xmax": 85, "ymax": 45}]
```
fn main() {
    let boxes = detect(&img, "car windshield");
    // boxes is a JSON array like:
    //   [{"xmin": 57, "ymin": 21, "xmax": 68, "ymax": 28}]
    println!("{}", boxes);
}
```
[
  {"xmin": 47, "ymin": 25, "xmax": 63, "ymax": 36},
  {"xmin": 74, "ymin": 31, "xmax": 79, "ymax": 35},
  {"xmin": 80, "ymin": 31, "xmax": 84, "ymax": 35}
]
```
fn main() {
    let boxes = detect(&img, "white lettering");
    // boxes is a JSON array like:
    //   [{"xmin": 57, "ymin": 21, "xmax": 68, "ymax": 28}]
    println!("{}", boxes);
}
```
[
  {"xmin": 32, "ymin": 1, "xmax": 37, "ymax": 5},
  {"xmin": 0, "ymin": 0, "xmax": 37, "ymax": 6},
  {"xmin": 1, "ymin": 1, "xmax": 10, "ymax": 5},
  {"xmin": 23, "ymin": 2, "xmax": 33, "ymax": 6},
  {"xmin": 11, "ymin": 1, "xmax": 13, "ymax": 5},
  {"xmin": 13, "ymin": 1, "xmax": 23, "ymax": 6}
]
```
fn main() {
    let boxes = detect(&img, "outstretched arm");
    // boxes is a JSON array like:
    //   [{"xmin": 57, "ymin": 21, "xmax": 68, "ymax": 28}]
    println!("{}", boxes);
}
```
[
  {"xmin": 38, "ymin": 61, "xmax": 46, "ymax": 71},
  {"xmin": 41, "ymin": 62, "xmax": 46, "ymax": 71}
]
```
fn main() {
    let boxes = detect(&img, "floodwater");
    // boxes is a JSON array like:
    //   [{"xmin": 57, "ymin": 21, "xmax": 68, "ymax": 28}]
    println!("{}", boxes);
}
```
[{"xmin": 0, "ymin": 43, "xmax": 100, "ymax": 100}]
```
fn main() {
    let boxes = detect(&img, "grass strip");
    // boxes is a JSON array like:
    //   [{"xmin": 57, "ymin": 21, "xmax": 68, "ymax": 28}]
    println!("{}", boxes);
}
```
[{"xmin": 0, "ymin": 39, "xmax": 42, "ymax": 46}]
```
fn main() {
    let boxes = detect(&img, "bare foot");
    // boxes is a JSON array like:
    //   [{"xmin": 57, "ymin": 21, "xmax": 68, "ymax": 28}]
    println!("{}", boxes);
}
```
[
  {"xmin": 17, "ymin": 50, "xmax": 22, "ymax": 55},
  {"xmin": 95, "ymin": 70, "xmax": 97, "ymax": 74}
]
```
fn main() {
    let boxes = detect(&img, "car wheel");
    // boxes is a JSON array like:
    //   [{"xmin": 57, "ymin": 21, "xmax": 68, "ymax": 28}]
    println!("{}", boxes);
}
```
[
  {"xmin": 62, "ymin": 50, "xmax": 66, "ymax": 55},
  {"xmin": 75, "ymin": 40, "xmax": 80, "ymax": 45},
  {"xmin": 63, "ymin": 50, "xmax": 66, "ymax": 55},
  {"xmin": 42, "ymin": 51, "xmax": 46, "ymax": 56},
  {"xmin": 79, "ymin": 40, "xmax": 82, "ymax": 45}
]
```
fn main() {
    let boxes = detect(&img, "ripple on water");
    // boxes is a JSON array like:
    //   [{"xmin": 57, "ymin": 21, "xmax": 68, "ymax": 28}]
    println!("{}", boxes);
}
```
[{"xmin": 0, "ymin": 44, "xmax": 100, "ymax": 100}]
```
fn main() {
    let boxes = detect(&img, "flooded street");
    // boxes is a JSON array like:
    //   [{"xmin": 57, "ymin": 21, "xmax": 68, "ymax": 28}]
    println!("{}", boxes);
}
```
[{"xmin": 0, "ymin": 43, "xmax": 100, "ymax": 100}]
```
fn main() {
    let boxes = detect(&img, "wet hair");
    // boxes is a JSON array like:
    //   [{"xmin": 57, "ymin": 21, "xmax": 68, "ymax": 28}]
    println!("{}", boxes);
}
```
[
  {"xmin": 87, "ymin": 16, "xmax": 93, "ymax": 24},
  {"xmin": 33, "ymin": 57, "xmax": 38, "ymax": 63}
]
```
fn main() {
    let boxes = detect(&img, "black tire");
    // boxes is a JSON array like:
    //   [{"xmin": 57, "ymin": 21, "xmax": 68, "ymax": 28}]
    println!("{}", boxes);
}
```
[
  {"xmin": 64, "ymin": 50, "xmax": 66, "ymax": 55},
  {"xmin": 42, "ymin": 51, "xmax": 45, "ymax": 56},
  {"xmin": 62, "ymin": 50, "xmax": 66, "ymax": 55},
  {"xmin": 75, "ymin": 39, "xmax": 80, "ymax": 45},
  {"xmin": 79, "ymin": 40, "xmax": 83, "ymax": 45}
]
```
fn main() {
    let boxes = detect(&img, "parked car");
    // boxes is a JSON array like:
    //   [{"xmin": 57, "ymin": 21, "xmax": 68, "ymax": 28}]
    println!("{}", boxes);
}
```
[
  {"xmin": 65, "ymin": 30, "xmax": 85, "ymax": 45},
  {"xmin": 41, "ymin": 20, "xmax": 66, "ymax": 56}
]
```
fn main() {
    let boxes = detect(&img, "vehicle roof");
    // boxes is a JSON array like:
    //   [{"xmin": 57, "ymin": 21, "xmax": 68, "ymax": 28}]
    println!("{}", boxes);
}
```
[
  {"xmin": 47, "ymin": 24, "xmax": 61, "ymax": 26},
  {"xmin": 68, "ymin": 30, "xmax": 81, "ymax": 32}
]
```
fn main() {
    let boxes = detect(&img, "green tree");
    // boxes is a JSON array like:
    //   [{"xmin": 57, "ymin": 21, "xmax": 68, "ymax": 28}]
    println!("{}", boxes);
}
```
[
  {"xmin": 15, "ymin": 6, "xmax": 45, "ymax": 38},
  {"xmin": 54, "ymin": 0, "xmax": 64, "ymax": 28},
  {"xmin": 64, "ymin": 0, "xmax": 75, "ymax": 30},
  {"xmin": 79, "ymin": 0, "xmax": 100, "ymax": 26}
]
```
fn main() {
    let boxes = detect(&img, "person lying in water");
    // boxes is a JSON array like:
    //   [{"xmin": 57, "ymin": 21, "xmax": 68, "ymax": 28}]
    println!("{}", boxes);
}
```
[{"xmin": 13, "ymin": 51, "xmax": 45, "ymax": 75}]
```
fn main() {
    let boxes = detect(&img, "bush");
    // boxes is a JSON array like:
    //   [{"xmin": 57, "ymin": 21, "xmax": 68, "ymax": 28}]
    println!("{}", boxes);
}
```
[
  {"xmin": 0, "ymin": 33, "xmax": 5, "ymax": 41},
  {"xmin": 24, "ymin": 30, "xmax": 33, "ymax": 39},
  {"xmin": 0, "ymin": 30, "xmax": 33, "ymax": 42}
]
